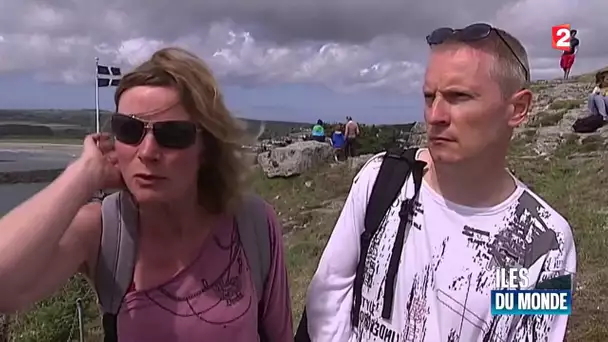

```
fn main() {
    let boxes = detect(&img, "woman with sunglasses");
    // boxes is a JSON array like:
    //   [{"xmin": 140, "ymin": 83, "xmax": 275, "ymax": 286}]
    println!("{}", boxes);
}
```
[{"xmin": 0, "ymin": 47, "xmax": 293, "ymax": 341}]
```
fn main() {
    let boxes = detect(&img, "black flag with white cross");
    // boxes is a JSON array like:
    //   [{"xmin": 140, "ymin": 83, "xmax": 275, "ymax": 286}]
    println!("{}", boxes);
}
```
[{"xmin": 97, "ymin": 64, "xmax": 121, "ymax": 87}]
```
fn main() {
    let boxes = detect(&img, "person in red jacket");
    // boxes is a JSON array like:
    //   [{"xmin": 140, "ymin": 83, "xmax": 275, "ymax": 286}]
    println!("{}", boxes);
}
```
[{"xmin": 560, "ymin": 29, "xmax": 579, "ymax": 80}]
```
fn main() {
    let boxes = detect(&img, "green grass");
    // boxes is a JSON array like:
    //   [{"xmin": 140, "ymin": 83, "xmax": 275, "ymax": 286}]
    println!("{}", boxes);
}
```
[
  {"xmin": 529, "ymin": 83, "xmax": 552, "ymax": 92},
  {"xmin": 5, "ymin": 137, "xmax": 608, "ymax": 341},
  {"xmin": 255, "ymin": 136, "xmax": 608, "ymax": 341},
  {"xmin": 508, "ymin": 140, "xmax": 608, "ymax": 341},
  {"xmin": 549, "ymin": 99, "xmax": 585, "ymax": 111},
  {"xmin": 251, "ymin": 163, "xmax": 356, "ymax": 318},
  {"xmin": 526, "ymin": 110, "xmax": 567, "ymax": 127},
  {"xmin": 6, "ymin": 276, "xmax": 99, "ymax": 342}
]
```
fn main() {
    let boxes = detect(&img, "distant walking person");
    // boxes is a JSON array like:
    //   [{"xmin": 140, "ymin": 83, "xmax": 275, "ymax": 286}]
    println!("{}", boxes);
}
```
[
  {"xmin": 311, "ymin": 119, "xmax": 326, "ymax": 142},
  {"xmin": 560, "ymin": 29, "xmax": 579, "ymax": 80},
  {"xmin": 344, "ymin": 116, "xmax": 359, "ymax": 157}
]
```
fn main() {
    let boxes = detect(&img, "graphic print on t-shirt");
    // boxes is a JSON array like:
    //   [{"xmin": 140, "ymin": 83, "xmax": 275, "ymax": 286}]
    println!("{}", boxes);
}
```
[
  {"xmin": 118, "ymin": 222, "xmax": 259, "ymax": 340},
  {"xmin": 354, "ymin": 159, "xmax": 574, "ymax": 342}
]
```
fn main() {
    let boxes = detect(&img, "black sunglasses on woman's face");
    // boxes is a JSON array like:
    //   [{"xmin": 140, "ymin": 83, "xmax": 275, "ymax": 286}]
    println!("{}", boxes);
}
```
[
  {"xmin": 110, "ymin": 114, "xmax": 200, "ymax": 149},
  {"xmin": 426, "ymin": 23, "xmax": 529, "ymax": 82}
]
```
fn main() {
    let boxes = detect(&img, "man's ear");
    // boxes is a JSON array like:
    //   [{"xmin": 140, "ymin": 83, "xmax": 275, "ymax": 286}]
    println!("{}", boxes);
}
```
[{"xmin": 508, "ymin": 88, "xmax": 533, "ymax": 127}]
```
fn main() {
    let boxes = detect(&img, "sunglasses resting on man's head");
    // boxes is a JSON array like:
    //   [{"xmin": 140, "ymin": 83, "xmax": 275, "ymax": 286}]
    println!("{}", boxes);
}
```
[{"xmin": 426, "ymin": 23, "xmax": 529, "ymax": 82}]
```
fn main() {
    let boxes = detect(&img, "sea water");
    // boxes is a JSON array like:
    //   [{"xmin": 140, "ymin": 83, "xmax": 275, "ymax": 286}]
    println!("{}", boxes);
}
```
[{"xmin": 0, "ymin": 147, "xmax": 77, "ymax": 215}]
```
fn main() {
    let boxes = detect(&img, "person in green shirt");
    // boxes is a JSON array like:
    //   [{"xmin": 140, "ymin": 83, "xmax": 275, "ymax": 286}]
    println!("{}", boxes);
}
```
[{"xmin": 311, "ymin": 119, "xmax": 326, "ymax": 142}]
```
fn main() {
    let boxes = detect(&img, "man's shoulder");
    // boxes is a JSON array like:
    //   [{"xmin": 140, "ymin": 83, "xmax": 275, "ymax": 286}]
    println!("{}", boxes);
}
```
[
  {"xmin": 353, "ymin": 152, "xmax": 385, "ymax": 184},
  {"xmin": 353, "ymin": 149, "xmax": 426, "ymax": 186},
  {"xmin": 517, "ymin": 183, "xmax": 573, "ymax": 235}
]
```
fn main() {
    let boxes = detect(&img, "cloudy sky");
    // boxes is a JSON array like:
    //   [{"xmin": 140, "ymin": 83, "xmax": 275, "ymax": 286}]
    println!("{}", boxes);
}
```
[{"xmin": 0, "ymin": 0, "xmax": 605, "ymax": 124}]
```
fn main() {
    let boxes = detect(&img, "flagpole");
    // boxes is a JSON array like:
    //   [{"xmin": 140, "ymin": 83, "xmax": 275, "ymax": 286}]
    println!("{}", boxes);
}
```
[
  {"xmin": 94, "ymin": 57, "xmax": 100, "ymax": 133},
  {"xmin": 93, "ymin": 57, "xmax": 104, "ymax": 199}
]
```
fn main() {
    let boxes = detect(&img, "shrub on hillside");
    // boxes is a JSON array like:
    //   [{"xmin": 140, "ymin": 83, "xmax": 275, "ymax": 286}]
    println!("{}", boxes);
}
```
[
  {"xmin": 8, "ymin": 276, "xmax": 98, "ymax": 342},
  {"xmin": 0, "ymin": 124, "xmax": 53, "ymax": 137}
]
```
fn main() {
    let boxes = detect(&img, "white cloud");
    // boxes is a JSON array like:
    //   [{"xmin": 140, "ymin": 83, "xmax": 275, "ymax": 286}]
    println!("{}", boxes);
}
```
[{"xmin": 0, "ymin": 0, "xmax": 607, "ymax": 93}]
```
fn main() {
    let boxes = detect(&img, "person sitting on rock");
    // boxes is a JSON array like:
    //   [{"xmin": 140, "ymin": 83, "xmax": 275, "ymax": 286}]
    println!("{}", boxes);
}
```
[
  {"xmin": 588, "ymin": 70, "xmax": 608, "ymax": 121},
  {"xmin": 311, "ymin": 119, "xmax": 326, "ymax": 142},
  {"xmin": 330, "ymin": 124, "xmax": 346, "ymax": 161},
  {"xmin": 0, "ymin": 47, "xmax": 293, "ymax": 342}
]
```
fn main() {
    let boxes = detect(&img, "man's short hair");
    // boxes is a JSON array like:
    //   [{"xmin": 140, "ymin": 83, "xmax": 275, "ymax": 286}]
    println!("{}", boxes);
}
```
[
  {"xmin": 571, "ymin": 29, "xmax": 577, "ymax": 35},
  {"xmin": 431, "ymin": 28, "xmax": 530, "ymax": 97}
]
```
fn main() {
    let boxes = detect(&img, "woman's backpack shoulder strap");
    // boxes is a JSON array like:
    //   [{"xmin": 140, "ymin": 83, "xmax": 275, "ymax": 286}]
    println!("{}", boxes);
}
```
[
  {"xmin": 95, "ymin": 191, "xmax": 139, "ymax": 342},
  {"xmin": 235, "ymin": 193, "xmax": 271, "ymax": 301}
]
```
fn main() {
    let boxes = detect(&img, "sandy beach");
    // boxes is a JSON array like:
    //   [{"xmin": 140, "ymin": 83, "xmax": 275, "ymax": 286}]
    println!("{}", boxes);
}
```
[
  {"xmin": 0, "ymin": 142, "xmax": 82, "ymax": 154},
  {"xmin": 0, "ymin": 142, "xmax": 80, "ymax": 172}
]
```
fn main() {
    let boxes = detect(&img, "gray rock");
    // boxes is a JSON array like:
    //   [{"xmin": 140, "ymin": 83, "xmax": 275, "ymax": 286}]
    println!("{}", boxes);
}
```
[
  {"xmin": 534, "ymin": 125, "xmax": 568, "ymax": 155},
  {"xmin": 257, "ymin": 141, "xmax": 334, "ymax": 178},
  {"xmin": 407, "ymin": 122, "xmax": 427, "ymax": 147}
]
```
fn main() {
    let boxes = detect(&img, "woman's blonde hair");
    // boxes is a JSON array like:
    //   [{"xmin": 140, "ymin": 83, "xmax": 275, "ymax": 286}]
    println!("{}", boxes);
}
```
[{"xmin": 114, "ymin": 47, "xmax": 253, "ymax": 214}]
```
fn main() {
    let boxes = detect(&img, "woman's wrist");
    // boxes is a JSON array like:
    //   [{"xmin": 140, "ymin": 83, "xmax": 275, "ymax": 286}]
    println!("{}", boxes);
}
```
[{"xmin": 64, "ymin": 158, "xmax": 103, "ymax": 196}]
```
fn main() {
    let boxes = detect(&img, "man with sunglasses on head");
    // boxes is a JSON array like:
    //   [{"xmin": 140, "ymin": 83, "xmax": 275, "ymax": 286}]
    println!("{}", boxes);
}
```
[
  {"xmin": 0, "ymin": 47, "xmax": 293, "ymax": 341},
  {"xmin": 302, "ymin": 23, "xmax": 576, "ymax": 342}
]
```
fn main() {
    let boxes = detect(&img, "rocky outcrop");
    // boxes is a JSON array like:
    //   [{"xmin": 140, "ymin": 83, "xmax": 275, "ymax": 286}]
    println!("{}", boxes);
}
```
[
  {"xmin": 257, "ymin": 141, "xmax": 335, "ymax": 178},
  {"xmin": 406, "ymin": 121, "xmax": 427, "ymax": 147},
  {"xmin": 515, "ymin": 80, "xmax": 608, "ymax": 156}
]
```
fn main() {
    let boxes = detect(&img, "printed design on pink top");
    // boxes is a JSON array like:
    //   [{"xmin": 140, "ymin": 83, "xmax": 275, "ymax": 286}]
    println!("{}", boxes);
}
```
[{"xmin": 122, "ymin": 224, "xmax": 253, "ymax": 325}]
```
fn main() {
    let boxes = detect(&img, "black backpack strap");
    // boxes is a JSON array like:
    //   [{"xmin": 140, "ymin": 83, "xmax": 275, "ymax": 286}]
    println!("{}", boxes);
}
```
[
  {"xmin": 381, "ymin": 154, "xmax": 425, "ymax": 319},
  {"xmin": 351, "ymin": 148, "xmax": 421, "ymax": 328},
  {"xmin": 294, "ymin": 309, "xmax": 310, "ymax": 342}
]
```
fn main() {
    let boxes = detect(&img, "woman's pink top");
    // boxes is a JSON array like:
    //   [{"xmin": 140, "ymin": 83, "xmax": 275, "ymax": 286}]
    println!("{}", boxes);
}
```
[{"xmin": 117, "ymin": 205, "xmax": 293, "ymax": 341}]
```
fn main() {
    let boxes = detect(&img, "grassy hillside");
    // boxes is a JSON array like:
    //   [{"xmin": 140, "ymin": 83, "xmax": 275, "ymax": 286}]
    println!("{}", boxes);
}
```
[
  {"xmin": 6, "ymin": 131, "xmax": 608, "ymax": 341},
  {"xmin": 255, "ymin": 137, "xmax": 608, "ymax": 342},
  {"xmin": 4, "ymin": 74, "xmax": 608, "ymax": 341}
]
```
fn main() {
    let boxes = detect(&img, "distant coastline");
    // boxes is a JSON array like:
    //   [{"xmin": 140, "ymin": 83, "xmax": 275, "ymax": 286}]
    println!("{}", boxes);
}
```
[
  {"xmin": 0, "ymin": 108, "xmax": 311, "ymax": 142},
  {"xmin": 0, "ymin": 140, "xmax": 79, "ymax": 184},
  {"xmin": 0, "ymin": 168, "xmax": 63, "ymax": 184},
  {"xmin": 0, "ymin": 109, "xmax": 418, "ymax": 185},
  {"xmin": 0, "ymin": 108, "xmax": 418, "ymax": 142}
]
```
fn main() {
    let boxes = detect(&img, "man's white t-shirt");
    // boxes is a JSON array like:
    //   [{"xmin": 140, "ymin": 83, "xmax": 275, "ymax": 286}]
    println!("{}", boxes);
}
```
[{"xmin": 306, "ymin": 152, "xmax": 576, "ymax": 342}]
